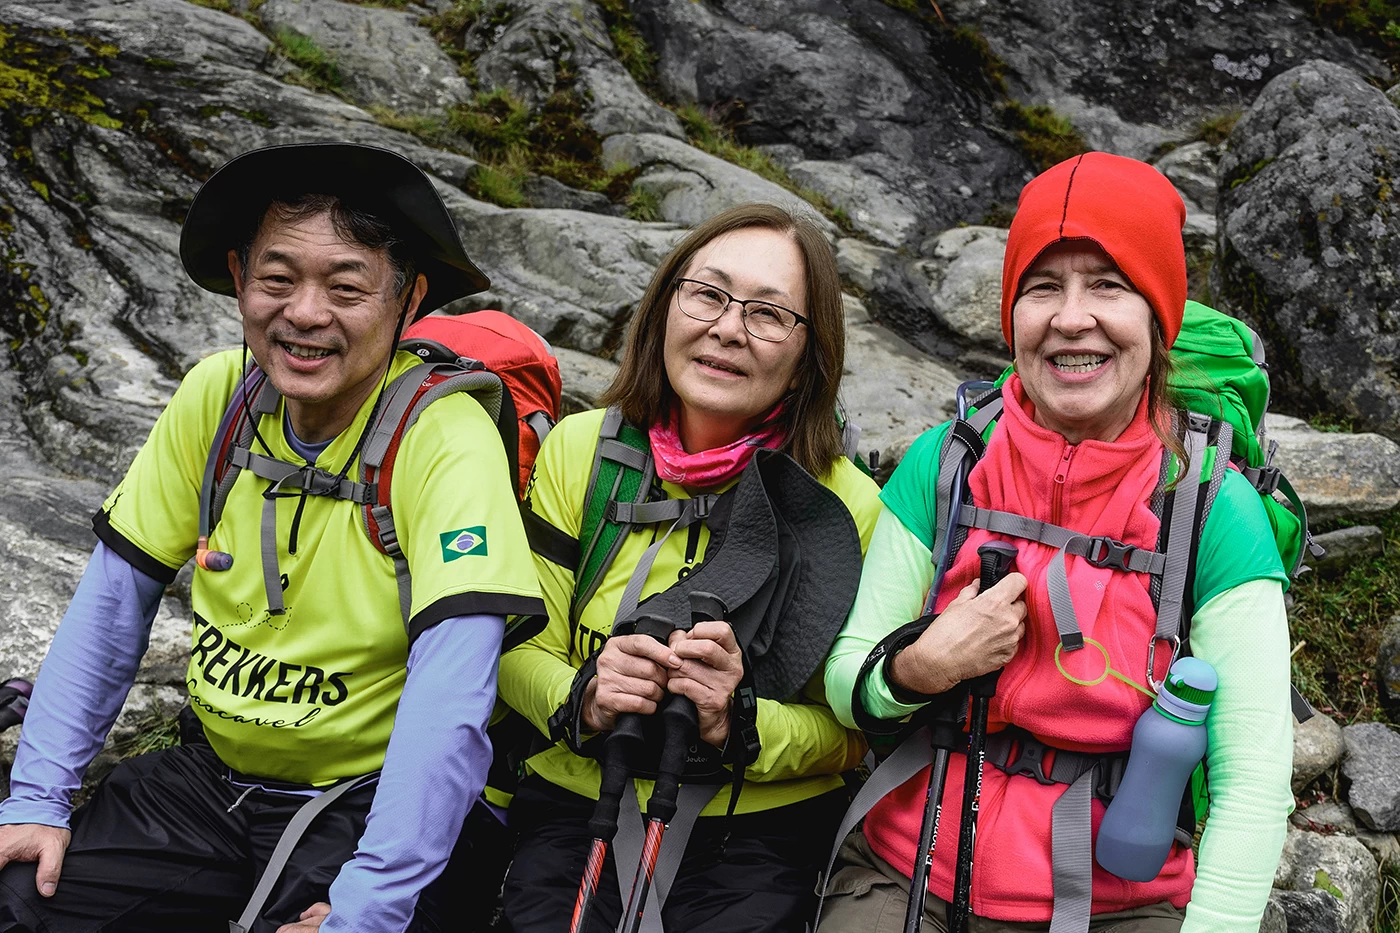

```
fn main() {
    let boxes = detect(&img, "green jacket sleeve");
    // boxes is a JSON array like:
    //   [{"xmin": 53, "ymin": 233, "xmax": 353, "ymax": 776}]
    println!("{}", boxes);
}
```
[
  {"xmin": 743, "ymin": 690, "xmax": 867, "ymax": 782},
  {"xmin": 825, "ymin": 506, "xmax": 936, "ymax": 729},
  {"xmin": 1180, "ymin": 577, "xmax": 1294, "ymax": 933}
]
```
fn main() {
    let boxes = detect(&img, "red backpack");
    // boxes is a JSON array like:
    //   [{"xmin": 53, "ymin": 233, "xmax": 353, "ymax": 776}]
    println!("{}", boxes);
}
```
[{"xmin": 196, "ymin": 310, "xmax": 562, "ymax": 646}]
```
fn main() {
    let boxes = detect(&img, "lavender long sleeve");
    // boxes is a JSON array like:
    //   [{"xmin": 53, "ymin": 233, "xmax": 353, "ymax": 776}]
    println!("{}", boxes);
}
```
[
  {"xmin": 322, "ymin": 613, "xmax": 504, "ymax": 933},
  {"xmin": 0, "ymin": 541, "xmax": 164, "ymax": 828}
]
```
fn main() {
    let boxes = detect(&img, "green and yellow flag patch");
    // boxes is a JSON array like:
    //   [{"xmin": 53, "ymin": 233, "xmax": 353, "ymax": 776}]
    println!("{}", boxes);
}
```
[{"xmin": 440, "ymin": 526, "xmax": 488, "ymax": 561}]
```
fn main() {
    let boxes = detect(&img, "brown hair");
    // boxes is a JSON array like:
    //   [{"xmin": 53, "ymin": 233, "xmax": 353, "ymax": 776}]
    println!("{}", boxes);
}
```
[
  {"xmin": 598, "ymin": 203, "xmax": 846, "ymax": 476},
  {"xmin": 1148, "ymin": 320, "xmax": 1189, "ymax": 475}
]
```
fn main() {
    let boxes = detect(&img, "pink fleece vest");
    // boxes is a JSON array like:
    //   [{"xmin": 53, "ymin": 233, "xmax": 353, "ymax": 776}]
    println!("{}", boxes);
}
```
[{"xmin": 863, "ymin": 375, "xmax": 1194, "ymax": 920}]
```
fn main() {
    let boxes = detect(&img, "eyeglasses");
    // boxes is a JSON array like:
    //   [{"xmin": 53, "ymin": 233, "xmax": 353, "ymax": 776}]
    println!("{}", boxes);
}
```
[{"xmin": 673, "ymin": 278, "xmax": 810, "ymax": 343}]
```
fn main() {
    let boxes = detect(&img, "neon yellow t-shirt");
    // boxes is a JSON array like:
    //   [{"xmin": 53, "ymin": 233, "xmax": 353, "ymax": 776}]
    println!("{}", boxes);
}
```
[
  {"xmin": 498, "ymin": 408, "xmax": 881, "ymax": 816},
  {"xmin": 96, "ymin": 349, "xmax": 545, "ymax": 785}
]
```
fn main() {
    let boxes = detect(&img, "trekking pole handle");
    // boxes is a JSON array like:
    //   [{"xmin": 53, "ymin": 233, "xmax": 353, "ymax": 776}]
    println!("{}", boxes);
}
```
[{"xmin": 969, "ymin": 543, "xmax": 1018, "ymax": 699}]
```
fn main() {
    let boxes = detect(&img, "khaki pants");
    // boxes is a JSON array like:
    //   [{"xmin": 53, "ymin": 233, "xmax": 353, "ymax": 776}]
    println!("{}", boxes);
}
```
[{"xmin": 818, "ymin": 829, "xmax": 1185, "ymax": 933}]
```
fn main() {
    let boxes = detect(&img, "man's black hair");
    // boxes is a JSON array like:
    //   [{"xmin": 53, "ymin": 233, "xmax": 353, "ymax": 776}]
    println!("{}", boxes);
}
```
[{"xmin": 235, "ymin": 192, "xmax": 417, "ymax": 296}]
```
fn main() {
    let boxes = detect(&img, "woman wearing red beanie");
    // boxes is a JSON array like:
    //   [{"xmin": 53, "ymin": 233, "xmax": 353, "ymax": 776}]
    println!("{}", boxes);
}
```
[{"xmin": 821, "ymin": 152, "xmax": 1293, "ymax": 933}]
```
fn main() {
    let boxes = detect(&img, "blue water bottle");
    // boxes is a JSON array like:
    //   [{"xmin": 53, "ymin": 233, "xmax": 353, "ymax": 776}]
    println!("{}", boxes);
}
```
[{"xmin": 1094, "ymin": 657, "xmax": 1217, "ymax": 881}]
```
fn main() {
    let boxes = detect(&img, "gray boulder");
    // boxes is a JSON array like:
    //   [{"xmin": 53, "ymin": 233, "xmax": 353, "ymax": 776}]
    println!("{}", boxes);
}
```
[
  {"xmin": 257, "ymin": 0, "xmax": 470, "ymax": 114},
  {"xmin": 1293, "ymin": 711, "xmax": 1346, "ymax": 794},
  {"xmin": 631, "ymin": 0, "xmax": 1029, "ymax": 247},
  {"xmin": 1275, "ymin": 825, "xmax": 1378, "ymax": 933},
  {"xmin": 600, "ymin": 133, "xmax": 835, "ymax": 234},
  {"xmin": 1269, "ymin": 890, "xmax": 1348, "ymax": 933},
  {"xmin": 1343, "ymin": 723, "xmax": 1400, "ymax": 831},
  {"xmin": 839, "ymin": 296, "xmax": 962, "ymax": 465},
  {"xmin": 940, "ymin": 0, "xmax": 1386, "ymax": 159},
  {"xmin": 1267, "ymin": 417, "xmax": 1400, "ymax": 525},
  {"xmin": 471, "ymin": 0, "xmax": 682, "ymax": 139},
  {"xmin": 1310, "ymin": 526, "xmax": 1385, "ymax": 574},
  {"xmin": 834, "ymin": 230, "xmax": 1010, "ymax": 377},
  {"xmin": 1214, "ymin": 61, "xmax": 1400, "ymax": 441},
  {"xmin": 1290, "ymin": 800, "xmax": 1357, "ymax": 835},
  {"xmin": 556, "ymin": 348, "xmax": 619, "ymax": 417},
  {"xmin": 1259, "ymin": 893, "xmax": 1288, "ymax": 933},
  {"xmin": 1376, "ymin": 616, "xmax": 1400, "ymax": 717},
  {"xmin": 1156, "ymin": 141, "xmax": 1222, "ymax": 215}
]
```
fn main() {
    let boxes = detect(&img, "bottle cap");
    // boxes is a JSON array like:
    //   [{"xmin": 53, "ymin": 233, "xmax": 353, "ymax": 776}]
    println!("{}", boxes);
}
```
[{"xmin": 1155, "ymin": 657, "xmax": 1217, "ymax": 723}]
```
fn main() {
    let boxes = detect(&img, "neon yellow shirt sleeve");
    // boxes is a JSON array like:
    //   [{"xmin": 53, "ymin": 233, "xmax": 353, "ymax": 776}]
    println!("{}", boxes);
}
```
[
  {"xmin": 496, "ymin": 411, "xmax": 581, "ymax": 739},
  {"xmin": 1181, "ymin": 577, "xmax": 1293, "ymax": 933}
]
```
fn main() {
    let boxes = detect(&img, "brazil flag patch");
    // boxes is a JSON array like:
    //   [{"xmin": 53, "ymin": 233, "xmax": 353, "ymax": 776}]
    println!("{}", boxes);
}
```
[{"xmin": 440, "ymin": 526, "xmax": 489, "ymax": 561}]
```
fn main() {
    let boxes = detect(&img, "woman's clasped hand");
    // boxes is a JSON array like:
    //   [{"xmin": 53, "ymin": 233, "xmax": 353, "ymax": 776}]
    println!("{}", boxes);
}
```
[{"xmin": 582, "ymin": 621, "xmax": 744, "ymax": 746}]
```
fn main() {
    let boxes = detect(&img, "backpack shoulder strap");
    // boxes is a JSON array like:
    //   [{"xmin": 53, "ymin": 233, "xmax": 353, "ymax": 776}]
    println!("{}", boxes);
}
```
[
  {"xmin": 358, "ymin": 360, "xmax": 509, "ymax": 635},
  {"xmin": 569, "ymin": 406, "xmax": 655, "ymax": 630},
  {"xmin": 926, "ymin": 389, "xmax": 1003, "ymax": 613},
  {"xmin": 198, "ymin": 366, "xmax": 278, "ymax": 548}
]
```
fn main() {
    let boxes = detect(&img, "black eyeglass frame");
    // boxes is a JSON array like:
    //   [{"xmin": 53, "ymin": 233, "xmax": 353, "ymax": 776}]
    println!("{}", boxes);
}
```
[{"xmin": 672, "ymin": 278, "xmax": 811, "ymax": 343}]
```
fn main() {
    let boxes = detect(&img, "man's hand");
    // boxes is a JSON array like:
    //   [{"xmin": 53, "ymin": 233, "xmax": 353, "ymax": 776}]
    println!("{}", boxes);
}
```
[
  {"xmin": 667, "ymin": 621, "xmax": 743, "ymax": 746},
  {"xmin": 582, "ymin": 634, "xmax": 682, "ymax": 732},
  {"xmin": 276, "ymin": 902, "xmax": 330, "ymax": 933},
  {"xmin": 0, "ymin": 823, "xmax": 71, "ymax": 898}
]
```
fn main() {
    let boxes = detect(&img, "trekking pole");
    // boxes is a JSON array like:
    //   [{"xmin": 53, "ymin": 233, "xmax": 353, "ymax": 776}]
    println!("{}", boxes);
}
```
[
  {"xmin": 618, "ymin": 592, "xmax": 726, "ymax": 933},
  {"xmin": 948, "ymin": 542, "xmax": 1018, "ymax": 933},
  {"xmin": 0, "ymin": 679, "xmax": 32, "ymax": 732},
  {"xmin": 569, "ymin": 711, "xmax": 646, "ymax": 933}
]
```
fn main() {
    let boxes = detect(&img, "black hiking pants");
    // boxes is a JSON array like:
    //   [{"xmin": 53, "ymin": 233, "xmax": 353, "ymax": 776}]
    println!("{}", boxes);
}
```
[
  {"xmin": 0, "ymin": 742, "xmax": 476, "ymax": 933},
  {"xmin": 503, "ymin": 774, "xmax": 848, "ymax": 933}
]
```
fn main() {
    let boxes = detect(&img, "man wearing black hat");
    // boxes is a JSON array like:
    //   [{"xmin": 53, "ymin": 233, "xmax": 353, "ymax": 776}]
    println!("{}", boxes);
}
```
[{"xmin": 0, "ymin": 144, "xmax": 545, "ymax": 932}]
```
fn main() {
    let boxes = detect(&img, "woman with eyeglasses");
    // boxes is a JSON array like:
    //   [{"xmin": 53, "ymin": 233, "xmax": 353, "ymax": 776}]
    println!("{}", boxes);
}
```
[{"xmin": 497, "ymin": 203, "xmax": 883, "ymax": 932}]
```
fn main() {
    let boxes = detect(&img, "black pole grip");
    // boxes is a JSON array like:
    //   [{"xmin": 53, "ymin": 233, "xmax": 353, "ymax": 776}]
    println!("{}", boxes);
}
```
[
  {"xmin": 978, "ymin": 542, "xmax": 1017, "ymax": 593},
  {"xmin": 969, "ymin": 543, "xmax": 1017, "ymax": 699},
  {"xmin": 591, "ymin": 717, "xmax": 641, "ymax": 839},
  {"xmin": 688, "ymin": 591, "xmax": 727, "ymax": 627},
  {"xmin": 649, "ymin": 695, "xmax": 698, "ymax": 824}
]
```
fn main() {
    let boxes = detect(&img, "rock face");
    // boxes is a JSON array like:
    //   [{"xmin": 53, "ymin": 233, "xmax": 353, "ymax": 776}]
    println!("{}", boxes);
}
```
[
  {"xmin": 600, "ymin": 133, "xmax": 834, "ymax": 233},
  {"xmin": 1341, "ymin": 723, "xmax": 1400, "ymax": 831},
  {"xmin": 940, "ymin": 0, "xmax": 1386, "ymax": 158},
  {"xmin": 1293, "ymin": 711, "xmax": 1346, "ymax": 794},
  {"xmin": 258, "ymin": 0, "xmax": 471, "ymax": 114},
  {"xmin": 1215, "ymin": 61, "xmax": 1400, "ymax": 441},
  {"xmin": 1376, "ymin": 616, "xmax": 1400, "ymax": 717},
  {"xmin": 1270, "ymin": 889, "xmax": 1348, "ymax": 933},
  {"xmin": 632, "ymin": 0, "xmax": 1030, "ymax": 248}
]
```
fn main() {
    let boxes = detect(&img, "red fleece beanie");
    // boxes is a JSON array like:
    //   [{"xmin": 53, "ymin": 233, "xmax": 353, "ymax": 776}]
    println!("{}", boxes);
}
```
[{"xmin": 1000, "ymin": 152, "xmax": 1187, "ymax": 349}]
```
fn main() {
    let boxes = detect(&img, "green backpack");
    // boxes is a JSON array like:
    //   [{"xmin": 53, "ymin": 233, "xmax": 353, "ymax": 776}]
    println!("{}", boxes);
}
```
[{"xmin": 1167, "ymin": 300, "xmax": 1316, "ymax": 578}]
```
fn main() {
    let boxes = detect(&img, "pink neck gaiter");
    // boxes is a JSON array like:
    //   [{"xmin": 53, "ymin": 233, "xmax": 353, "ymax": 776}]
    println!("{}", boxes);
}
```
[{"xmin": 648, "ymin": 404, "xmax": 786, "ymax": 488}]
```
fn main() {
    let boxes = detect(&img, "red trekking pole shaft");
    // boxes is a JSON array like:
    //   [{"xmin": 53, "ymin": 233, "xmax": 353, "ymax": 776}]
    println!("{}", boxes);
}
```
[
  {"xmin": 569, "ymin": 712, "xmax": 644, "ymax": 933},
  {"xmin": 948, "ymin": 542, "xmax": 1017, "ymax": 933}
]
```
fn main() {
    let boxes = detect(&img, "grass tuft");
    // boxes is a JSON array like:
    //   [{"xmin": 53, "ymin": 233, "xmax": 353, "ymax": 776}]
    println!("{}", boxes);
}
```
[
  {"xmin": 596, "ymin": 0, "xmax": 657, "ymax": 87},
  {"xmin": 1308, "ymin": 0, "xmax": 1400, "ymax": 68},
  {"xmin": 1379, "ymin": 857, "xmax": 1400, "ymax": 933},
  {"xmin": 1195, "ymin": 110, "xmax": 1241, "ymax": 146},
  {"xmin": 113, "ymin": 711, "xmax": 182, "ymax": 761},
  {"xmin": 272, "ymin": 27, "xmax": 341, "ymax": 92},
  {"xmin": 1289, "ymin": 508, "xmax": 1400, "ymax": 724},
  {"xmin": 1000, "ymin": 101, "xmax": 1089, "ymax": 171},
  {"xmin": 673, "ymin": 103, "xmax": 846, "ymax": 225},
  {"xmin": 625, "ymin": 187, "xmax": 662, "ymax": 221}
]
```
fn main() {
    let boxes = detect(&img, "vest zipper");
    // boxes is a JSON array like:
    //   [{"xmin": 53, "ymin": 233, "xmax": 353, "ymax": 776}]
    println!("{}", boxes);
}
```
[{"xmin": 1051, "ymin": 444, "xmax": 1075, "ymax": 526}]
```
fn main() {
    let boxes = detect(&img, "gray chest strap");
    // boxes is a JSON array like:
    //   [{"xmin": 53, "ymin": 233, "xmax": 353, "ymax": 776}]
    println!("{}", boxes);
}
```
[
  {"xmin": 228, "ymin": 446, "xmax": 376, "ymax": 618},
  {"xmin": 611, "ymin": 781, "xmax": 723, "ymax": 933}
]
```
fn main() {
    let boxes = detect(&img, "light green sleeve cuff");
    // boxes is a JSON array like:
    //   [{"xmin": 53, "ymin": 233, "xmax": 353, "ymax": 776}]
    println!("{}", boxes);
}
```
[
  {"xmin": 1180, "ymin": 577, "xmax": 1294, "ymax": 933},
  {"xmin": 825, "ymin": 506, "xmax": 937, "ymax": 729}
]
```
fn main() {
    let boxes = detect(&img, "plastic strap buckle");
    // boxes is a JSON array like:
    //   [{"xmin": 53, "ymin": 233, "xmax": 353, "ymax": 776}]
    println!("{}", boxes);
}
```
[
  {"xmin": 1002, "ymin": 734, "xmax": 1057, "ymax": 786},
  {"xmin": 1084, "ymin": 537, "xmax": 1136, "ymax": 571},
  {"xmin": 1253, "ymin": 466, "xmax": 1282, "ymax": 496}
]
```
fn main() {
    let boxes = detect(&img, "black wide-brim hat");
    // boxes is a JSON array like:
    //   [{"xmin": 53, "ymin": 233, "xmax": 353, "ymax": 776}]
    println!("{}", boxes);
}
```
[
  {"xmin": 179, "ymin": 142, "xmax": 489, "ymax": 317},
  {"xmin": 622, "ymin": 449, "xmax": 864, "ymax": 701}
]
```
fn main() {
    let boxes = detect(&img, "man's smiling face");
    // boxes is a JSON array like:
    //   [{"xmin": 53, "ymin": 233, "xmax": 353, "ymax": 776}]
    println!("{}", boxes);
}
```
[{"xmin": 228, "ymin": 206, "xmax": 422, "ymax": 442}]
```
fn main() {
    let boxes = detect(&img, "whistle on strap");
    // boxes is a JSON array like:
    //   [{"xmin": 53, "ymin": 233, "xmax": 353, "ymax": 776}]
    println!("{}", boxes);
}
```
[{"xmin": 196, "ymin": 536, "xmax": 233, "ymax": 572}]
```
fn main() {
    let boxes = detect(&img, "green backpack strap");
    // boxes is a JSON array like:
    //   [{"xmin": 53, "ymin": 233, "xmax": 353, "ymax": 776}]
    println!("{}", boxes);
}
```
[{"xmin": 570, "ymin": 406, "xmax": 656, "ymax": 631}]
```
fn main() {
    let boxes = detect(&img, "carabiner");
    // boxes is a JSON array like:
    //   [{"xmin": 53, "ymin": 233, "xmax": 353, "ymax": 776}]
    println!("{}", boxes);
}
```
[{"xmin": 1146, "ymin": 634, "xmax": 1181, "ymax": 694}]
